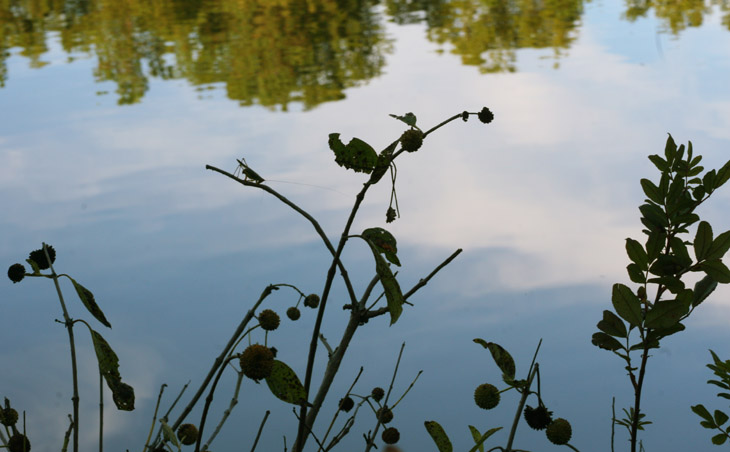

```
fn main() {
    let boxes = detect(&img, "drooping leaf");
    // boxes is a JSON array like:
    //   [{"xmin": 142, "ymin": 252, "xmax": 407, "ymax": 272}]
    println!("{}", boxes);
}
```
[
  {"xmin": 612, "ymin": 284, "xmax": 643, "ymax": 328},
  {"xmin": 649, "ymin": 255, "xmax": 684, "ymax": 276},
  {"xmin": 474, "ymin": 340, "xmax": 516, "ymax": 381},
  {"xmin": 669, "ymin": 237, "xmax": 692, "ymax": 267},
  {"xmin": 265, "ymin": 360, "xmax": 307, "ymax": 405},
  {"xmin": 362, "ymin": 239, "xmax": 404, "ymax": 325},
  {"xmin": 707, "ymin": 230, "xmax": 730, "ymax": 261},
  {"xmin": 362, "ymin": 228, "xmax": 401, "ymax": 266},
  {"xmin": 89, "ymin": 329, "xmax": 134, "ymax": 410},
  {"xmin": 597, "ymin": 310, "xmax": 628, "ymax": 338},
  {"xmin": 701, "ymin": 260, "xmax": 730, "ymax": 284},
  {"xmin": 644, "ymin": 298, "xmax": 687, "ymax": 329},
  {"xmin": 648, "ymin": 155, "xmax": 668, "ymax": 172},
  {"xmin": 645, "ymin": 322, "xmax": 685, "ymax": 343},
  {"xmin": 626, "ymin": 238, "xmax": 649, "ymax": 270},
  {"xmin": 695, "ymin": 221, "xmax": 714, "ymax": 261},
  {"xmin": 160, "ymin": 419, "xmax": 181, "ymax": 449},
  {"xmin": 70, "ymin": 277, "xmax": 111, "ymax": 328},
  {"xmin": 591, "ymin": 332, "xmax": 624, "ymax": 351},
  {"xmin": 369, "ymin": 140, "xmax": 398, "ymax": 184},
  {"xmin": 328, "ymin": 133, "xmax": 377, "ymax": 174},
  {"xmin": 389, "ymin": 112, "xmax": 417, "ymax": 127},
  {"xmin": 424, "ymin": 421, "xmax": 453, "ymax": 452}
]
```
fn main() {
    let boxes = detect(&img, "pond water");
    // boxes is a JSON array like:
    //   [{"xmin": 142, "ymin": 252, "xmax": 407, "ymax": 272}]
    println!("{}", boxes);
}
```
[{"xmin": 2, "ymin": 0, "xmax": 730, "ymax": 451}]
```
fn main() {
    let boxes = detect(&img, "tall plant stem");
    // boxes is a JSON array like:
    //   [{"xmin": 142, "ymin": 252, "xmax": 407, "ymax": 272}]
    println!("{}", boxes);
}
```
[
  {"xmin": 630, "ymin": 345, "xmax": 650, "ymax": 452},
  {"xmin": 45, "ymin": 243, "xmax": 80, "ymax": 452}
]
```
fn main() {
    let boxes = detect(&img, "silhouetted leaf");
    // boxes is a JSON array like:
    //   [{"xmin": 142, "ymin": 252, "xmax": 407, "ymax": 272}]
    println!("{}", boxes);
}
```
[
  {"xmin": 639, "ymin": 203, "xmax": 668, "ymax": 229},
  {"xmin": 708, "ymin": 230, "xmax": 730, "ymax": 261},
  {"xmin": 424, "ymin": 421, "xmax": 452, "ymax": 452},
  {"xmin": 389, "ymin": 112, "xmax": 417, "ymax": 127},
  {"xmin": 695, "ymin": 221, "xmax": 713, "ymax": 261},
  {"xmin": 693, "ymin": 275, "xmax": 717, "ymax": 307},
  {"xmin": 692, "ymin": 404, "xmax": 714, "ymax": 424},
  {"xmin": 701, "ymin": 260, "xmax": 730, "ymax": 284},
  {"xmin": 640, "ymin": 179, "xmax": 662, "ymax": 204},
  {"xmin": 328, "ymin": 133, "xmax": 377, "ymax": 174},
  {"xmin": 474, "ymin": 340, "xmax": 516, "ymax": 381},
  {"xmin": 648, "ymin": 155, "xmax": 668, "ymax": 172},
  {"xmin": 363, "ymin": 239, "xmax": 404, "ymax": 325},
  {"xmin": 712, "ymin": 433, "xmax": 728, "ymax": 445},
  {"xmin": 715, "ymin": 410, "xmax": 729, "ymax": 427},
  {"xmin": 612, "ymin": 284, "xmax": 643, "ymax": 328},
  {"xmin": 646, "ymin": 233, "xmax": 665, "ymax": 261},
  {"xmin": 627, "ymin": 263, "xmax": 645, "ymax": 284},
  {"xmin": 592, "ymin": 332, "xmax": 624, "ymax": 351},
  {"xmin": 645, "ymin": 298, "xmax": 686, "ymax": 329},
  {"xmin": 89, "ymin": 329, "xmax": 135, "ymax": 410},
  {"xmin": 626, "ymin": 238, "xmax": 649, "ymax": 270},
  {"xmin": 265, "ymin": 360, "xmax": 307, "ymax": 405},
  {"xmin": 665, "ymin": 134, "xmax": 677, "ymax": 163},
  {"xmin": 362, "ymin": 227, "xmax": 400, "ymax": 266},
  {"xmin": 597, "ymin": 310, "xmax": 628, "ymax": 338},
  {"xmin": 467, "ymin": 426, "xmax": 501, "ymax": 452},
  {"xmin": 70, "ymin": 278, "xmax": 111, "ymax": 328},
  {"xmin": 715, "ymin": 160, "xmax": 730, "ymax": 189}
]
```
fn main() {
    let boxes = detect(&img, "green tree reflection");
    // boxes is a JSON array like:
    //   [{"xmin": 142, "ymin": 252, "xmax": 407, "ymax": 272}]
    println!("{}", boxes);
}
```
[
  {"xmin": 0, "ymin": 0, "xmax": 390, "ymax": 108},
  {"xmin": 623, "ymin": 0, "xmax": 730, "ymax": 34},
  {"xmin": 384, "ymin": 0, "xmax": 584, "ymax": 73}
]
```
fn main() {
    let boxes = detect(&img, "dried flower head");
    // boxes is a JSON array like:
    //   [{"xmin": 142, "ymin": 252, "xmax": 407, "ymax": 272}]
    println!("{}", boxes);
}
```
[
  {"xmin": 239, "ymin": 344, "xmax": 275, "ymax": 381},
  {"xmin": 28, "ymin": 245, "xmax": 55, "ymax": 270},
  {"xmin": 7, "ymin": 264, "xmax": 25, "ymax": 283},
  {"xmin": 258, "ymin": 309, "xmax": 280, "ymax": 331},
  {"xmin": 177, "ymin": 423, "xmax": 199, "ymax": 446}
]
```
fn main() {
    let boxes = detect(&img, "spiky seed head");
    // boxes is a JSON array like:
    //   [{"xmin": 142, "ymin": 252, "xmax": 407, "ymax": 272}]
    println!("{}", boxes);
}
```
[
  {"xmin": 371, "ymin": 387, "xmax": 385, "ymax": 402},
  {"xmin": 1, "ymin": 407, "xmax": 18, "ymax": 426},
  {"xmin": 399, "ymin": 129, "xmax": 423, "ymax": 152},
  {"xmin": 546, "ymin": 418, "xmax": 572, "ymax": 445},
  {"xmin": 8, "ymin": 434, "xmax": 31, "ymax": 452},
  {"xmin": 524, "ymin": 404, "xmax": 553, "ymax": 430},
  {"xmin": 28, "ymin": 245, "xmax": 55, "ymax": 270},
  {"xmin": 382, "ymin": 427, "xmax": 400, "ymax": 444},
  {"xmin": 7, "ymin": 264, "xmax": 25, "ymax": 283},
  {"xmin": 377, "ymin": 407, "xmax": 394, "ymax": 424},
  {"xmin": 474, "ymin": 383, "xmax": 500, "ymax": 410},
  {"xmin": 239, "ymin": 344, "xmax": 275, "ymax": 381},
  {"xmin": 478, "ymin": 107, "xmax": 494, "ymax": 124},
  {"xmin": 286, "ymin": 306, "xmax": 301, "ymax": 320},
  {"xmin": 339, "ymin": 396, "xmax": 354, "ymax": 412},
  {"xmin": 177, "ymin": 423, "xmax": 198, "ymax": 446},
  {"xmin": 304, "ymin": 294, "xmax": 320, "ymax": 309},
  {"xmin": 258, "ymin": 309, "xmax": 280, "ymax": 331}
]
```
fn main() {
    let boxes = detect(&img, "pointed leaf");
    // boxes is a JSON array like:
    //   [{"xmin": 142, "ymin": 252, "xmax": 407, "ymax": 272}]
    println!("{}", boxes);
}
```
[
  {"xmin": 715, "ymin": 160, "xmax": 730, "ymax": 189},
  {"xmin": 708, "ymin": 230, "xmax": 730, "ymax": 261},
  {"xmin": 627, "ymin": 263, "xmax": 646, "ymax": 284},
  {"xmin": 695, "ymin": 221, "xmax": 714, "ymax": 261},
  {"xmin": 714, "ymin": 410, "xmax": 729, "ymax": 427},
  {"xmin": 362, "ymin": 228, "xmax": 401, "ymax": 266},
  {"xmin": 626, "ymin": 238, "xmax": 649, "ymax": 270},
  {"xmin": 646, "ymin": 233, "xmax": 665, "ymax": 261},
  {"xmin": 424, "ymin": 421, "xmax": 453, "ymax": 452},
  {"xmin": 70, "ymin": 278, "xmax": 111, "ymax": 328},
  {"xmin": 161, "ymin": 419, "xmax": 181, "ymax": 449},
  {"xmin": 640, "ymin": 179, "xmax": 662, "ymax": 204},
  {"xmin": 362, "ymin": 239, "xmax": 404, "ymax": 325},
  {"xmin": 701, "ymin": 260, "xmax": 730, "ymax": 284},
  {"xmin": 693, "ymin": 275, "xmax": 718, "ymax": 307},
  {"xmin": 486, "ymin": 342, "xmax": 516, "ymax": 381},
  {"xmin": 597, "ymin": 310, "xmax": 628, "ymax": 338},
  {"xmin": 648, "ymin": 154, "xmax": 668, "ymax": 172},
  {"xmin": 467, "ymin": 427, "xmax": 502, "ymax": 452},
  {"xmin": 468, "ymin": 426, "xmax": 484, "ymax": 452},
  {"xmin": 644, "ymin": 298, "xmax": 687, "ymax": 329},
  {"xmin": 612, "ymin": 284, "xmax": 643, "ymax": 328},
  {"xmin": 639, "ymin": 203, "xmax": 668, "ymax": 229},
  {"xmin": 89, "ymin": 329, "xmax": 134, "ymax": 410},
  {"xmin": 592, "ymin": 332, "xmax": 624, "ymax": 351},
  {"xmin": 328, "ymin": 133, "xmax": 377, "ymax": 174},
  {"xmin": 389, "ymin": 112, "xmax": 417, "ymax": 127},
  {"xmin": 265, "ymin": 360, "xmax": 307, "ymax": 405}
]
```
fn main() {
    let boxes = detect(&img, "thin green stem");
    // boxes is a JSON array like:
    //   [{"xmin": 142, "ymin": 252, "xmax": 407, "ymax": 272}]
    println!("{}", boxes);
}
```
[
  {"xmin": 250, "ymin": 411, "xmax": 270, "ymax": 452},
  {"xmin": 505, "ymin": 363, "xmax": 539, "ymax": 452},
  {"xmin": 44, "ymin": 243, "xmax": 79, "ymax": 452}
]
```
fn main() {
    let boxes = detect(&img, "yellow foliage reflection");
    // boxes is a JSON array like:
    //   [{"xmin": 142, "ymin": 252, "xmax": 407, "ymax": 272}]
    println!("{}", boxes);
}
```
[{"xmin": 0, "ymin": 0, "xmax": 728, "ymax": 105}]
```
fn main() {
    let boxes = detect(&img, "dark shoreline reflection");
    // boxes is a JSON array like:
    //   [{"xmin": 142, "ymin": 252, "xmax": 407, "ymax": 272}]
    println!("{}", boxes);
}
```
[{"xmin": 1, "ymin": 0, "xmax": 729, "ymax": 107}]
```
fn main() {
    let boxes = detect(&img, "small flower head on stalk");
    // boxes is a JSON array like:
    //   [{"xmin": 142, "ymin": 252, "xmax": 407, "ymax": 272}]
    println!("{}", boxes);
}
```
[{"xmin": 7, "ymin": 263, "xmax": 26, "ymax": 283}]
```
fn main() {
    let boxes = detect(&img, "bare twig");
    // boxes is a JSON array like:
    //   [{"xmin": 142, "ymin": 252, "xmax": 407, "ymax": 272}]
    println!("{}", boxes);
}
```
[
  {"xmin": 202, "ymin": 372, "xmax": 244, "ymax": 450},
  {"xmin": 250, "ymin": 410, "xmax": 271, "ymax": 452},
  {"xmin": 142, "ymin": 384, "xmax": 167, "ymax": 452},
  {"xmin": 321, "ymin": 368, "xmax": 364, "ymax": 447}
]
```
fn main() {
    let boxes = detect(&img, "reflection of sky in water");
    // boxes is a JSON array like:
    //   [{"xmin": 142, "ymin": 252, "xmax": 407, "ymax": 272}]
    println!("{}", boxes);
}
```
[{"xmin": 2, "ymin": 2, "xmax": 730, "ymax": 451}]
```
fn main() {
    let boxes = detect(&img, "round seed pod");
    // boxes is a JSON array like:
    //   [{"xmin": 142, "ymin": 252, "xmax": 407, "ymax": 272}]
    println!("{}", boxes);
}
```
[
  {"xmin": 239, "ymin": 344, "xmax": 275, "ymax": 381},
  {"xmin": 8, "ymin": 434, "xmax": 31, "ymax": 452},
  {"xmin": 474, "ymin": 383, "xmax": 500, "ymax": 410},
  {"xmin": 339, "ymin": 396, "xmax": 354, "ymax": 412},
  {"xmin": 399, "ymin": 129, "xmax": 423, "ymax": 152},
  {"xmin": 286, "ymin": 307, "xmax": 301, "ymax": 321},
  {"xmin": 28, "ymin": 245, "xmax": 55, "ymax": 270},
  {"xmin": 524, "ymin": 404, "xmax": 553, "ymax": 430},
  {"xmin": 371, "ymin": 387, "xmax": 385, "ymax": 402},
  {"xmin": 382, "ymin": 427, "xmax": 400, "ymax": 444},
  {"xmin": 1, "ymin": 407, "xmax": 18, "ymax": 426},
  {"xmin": 7, "ymin": 264, "xmax": 26, "ymax": 283},
  {"xmin": 478, "ymin": 107, "xmax": 494, "ymax": 124},
  {"xmin": 377, "ymin": 407, "xmax": 394, "ymax": 424},
  {"xmin": 177, "ymin": 423, "xmax": 198, "ymax": 446},
  {"xmin": 258, "ymin": 309, "xmax": 280, "ymax": 331},
  {"xmin": 546, "ymin": 418, "xmax": 572, "ymax": 445},
  {"xmin": 304, "ymin": 294, "xmax": 320, "ymax": 309}
]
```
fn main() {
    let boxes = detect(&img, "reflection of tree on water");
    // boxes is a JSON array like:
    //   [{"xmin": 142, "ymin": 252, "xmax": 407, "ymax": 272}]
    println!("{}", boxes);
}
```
[
  {"xmin": 385, "ymin": 0, "xmax": 583, "ymax": 73},
  {"xmin": 0, "ymin": 0, "xmax": 390, "ymax": 108},
  {"xmin": 1, "ymin": 0, "xmax": 729, "ymax": 104}
]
